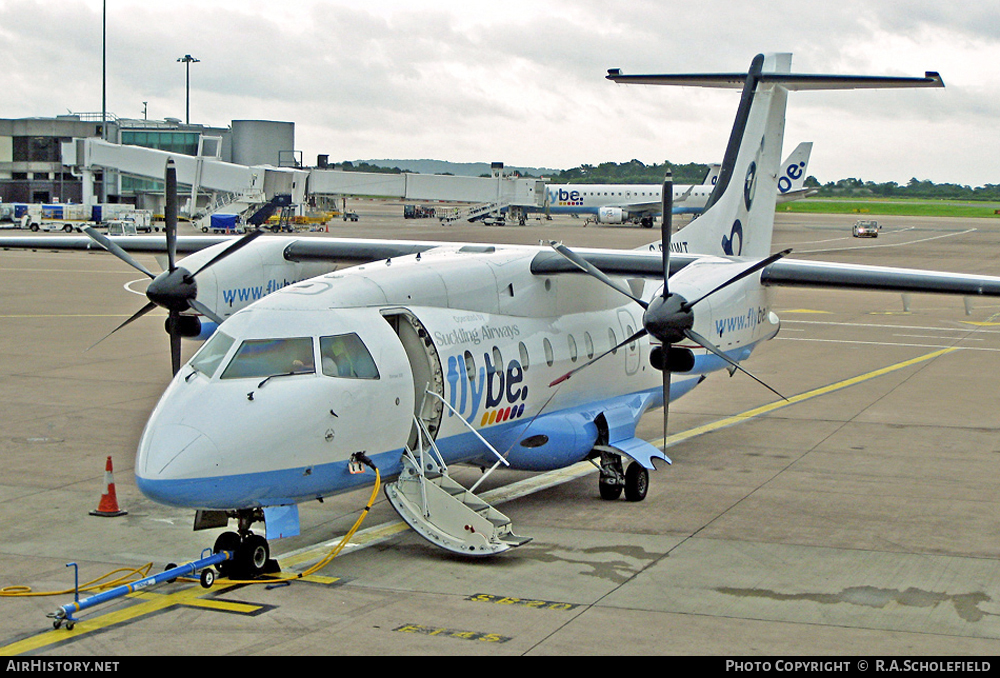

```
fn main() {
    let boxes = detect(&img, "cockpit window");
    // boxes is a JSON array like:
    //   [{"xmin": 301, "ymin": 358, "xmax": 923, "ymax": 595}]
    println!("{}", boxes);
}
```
[
  {"xmin": 190, "ymin": 330, "xmax": 235, "ymax": 378},
  {"xmin": 220, "ymin": 337, "xmax": 316, "ymax": 380},
  {"xmin": 320, "ymin": 333, "xmax": 379, "ymax": 379}
]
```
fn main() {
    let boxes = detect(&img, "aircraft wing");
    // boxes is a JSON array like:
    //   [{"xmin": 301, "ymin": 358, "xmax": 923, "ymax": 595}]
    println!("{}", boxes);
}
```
[
  {"xmin": 9, "ymin": 234, "xmax": 1000, "ymax": 298},
  {"xmin": 0, "ymin": 234, "xmax": 233, "ymax": 255},
  {"xmin": 612, "ymin": 200, "xmax": 663, "ymax": 213},
  {"xmin": 531, "ymin": 248, "xmax": 1000, "ymax": 297},
  {"xmin": 0, "ymin": 234, "xmax": 450, "ymax": 266},
  {"xmin": 759, "ymin": 258, "xmax": 1000, "ymax": 296},
  {"xmin": 775, "ymin": 188, "xmax": 818, "ymax": 204}
]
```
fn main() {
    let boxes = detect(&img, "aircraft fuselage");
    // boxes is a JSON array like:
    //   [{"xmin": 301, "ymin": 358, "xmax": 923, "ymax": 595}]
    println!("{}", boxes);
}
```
[{"xmin": 136, "ymin": 245, "xmax": 779, "ymax": 511}]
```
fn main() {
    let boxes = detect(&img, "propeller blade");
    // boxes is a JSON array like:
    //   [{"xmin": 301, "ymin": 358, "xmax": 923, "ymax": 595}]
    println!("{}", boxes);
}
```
[
  {"xmin": 185, "ymin": 228, "xmax": 264, "ymax": 280},
  {"xmin": 548, "ymin": 241, "xmax": 647, "ymax": 308},
  {"xmin": 682, "ymin": 248, "xmax": 792, "ymax": 311},
  {"xmin": 165, "ymin": 159, "xmax": 178, "ymax": 272},
  {"xmin": 684, "ymin": 329, "xmax": 787, "ymax": 401},
  {"xmin": 661, "ymin": 172, "xmax": 673, "ymax": 294},
  {"xmin": 549, "ymin": 328, "xmax": 648, "ymax": 387},
  {"xmin": 82, "ymin": 226, "xmax": 156, "ymax": 279},
  {"xmin": 662, "ymin": 357, "xmax": 671, "ymax": 447},
  {"xmin": 188, "ymin": 298, "xmax": 224, "ymax": 325},
  {"xmin": 86, "ymin": 301, "xmax": 158, "ymax": 352},
  {"xmin": 169, "ymin": 311, "xmax": 183, "ymax": 376}
]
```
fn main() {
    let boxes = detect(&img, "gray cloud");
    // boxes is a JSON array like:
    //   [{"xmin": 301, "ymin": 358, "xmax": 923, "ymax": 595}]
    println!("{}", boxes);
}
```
[{"xmin": 1, "ymin": 0, "xmax": 997, "ymax": 184}]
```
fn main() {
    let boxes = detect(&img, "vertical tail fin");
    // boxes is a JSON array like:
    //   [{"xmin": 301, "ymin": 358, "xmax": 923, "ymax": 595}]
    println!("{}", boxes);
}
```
[{"xmin": 682, "ymin": 53, "xmax": 789, "ymax": 258}]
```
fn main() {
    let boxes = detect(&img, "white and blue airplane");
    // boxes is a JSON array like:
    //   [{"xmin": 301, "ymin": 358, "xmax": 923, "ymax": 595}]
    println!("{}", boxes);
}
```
[
  {"xmin": 543, "ymin": 142, "xmax": 812, "ymax": 226},
  {"xmin": 4, "ymin": 54, "xmax": 995, "ymax": 577}
]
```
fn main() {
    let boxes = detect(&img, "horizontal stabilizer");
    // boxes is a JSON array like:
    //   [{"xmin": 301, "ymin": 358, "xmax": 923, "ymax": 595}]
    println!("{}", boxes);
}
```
[{"xmin": 607, "ymin": 70, "xmax": 944, "ymax": 91}]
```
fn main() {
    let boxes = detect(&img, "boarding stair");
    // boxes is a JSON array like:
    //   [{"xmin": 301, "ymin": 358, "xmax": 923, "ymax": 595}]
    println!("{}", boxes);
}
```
[
  {"xmin": 438, "ymin": 199, "xmax": 510, "ymax": 226},
  {"xmin": 192, "ymin": 189, "xmax": 266, "ymax": 231},
  {"xmin": 384, "ymin": 392, "xmax": 531, "ymax": 556}
]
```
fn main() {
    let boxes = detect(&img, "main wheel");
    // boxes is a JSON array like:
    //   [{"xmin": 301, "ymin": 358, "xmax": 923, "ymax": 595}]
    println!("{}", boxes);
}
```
[
  {"xmin": 599, "ymin": 480, "xmax": 623, "ymax": 500},
  {"xmin": 624, "ymin": 463, "xmax": 649, "ymax": 502}
]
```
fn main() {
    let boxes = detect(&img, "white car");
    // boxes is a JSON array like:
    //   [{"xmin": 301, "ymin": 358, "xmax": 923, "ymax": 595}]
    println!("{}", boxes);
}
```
[{"xmin": 853, "ymin": 219, "xmax": 879, "ymax": 238}]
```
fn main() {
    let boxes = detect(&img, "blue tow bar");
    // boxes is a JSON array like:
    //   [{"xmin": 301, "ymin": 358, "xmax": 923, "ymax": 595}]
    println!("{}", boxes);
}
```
[{"xmin": 48, "ymin": 549, "xmax": 232, "ymax": 630}]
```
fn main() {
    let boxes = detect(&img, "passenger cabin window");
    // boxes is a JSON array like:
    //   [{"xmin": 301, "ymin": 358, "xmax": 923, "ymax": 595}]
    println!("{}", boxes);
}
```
[
  {"xmin": 190, "ymin": 330, "xmax": 235, "ymax": 378},
  {"xmin": 320, "ymin": 333, "xmax": 379, "ymax": 379},
  {"xmin": 221, "ymin": 337, "xmax": 315, "ymax": 380}
]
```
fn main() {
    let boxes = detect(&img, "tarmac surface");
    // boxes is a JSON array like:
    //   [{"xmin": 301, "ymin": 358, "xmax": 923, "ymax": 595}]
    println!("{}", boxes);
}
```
[{"xmin": 2, "ymin": 205, "xmax": 1000, "ymax": 656}]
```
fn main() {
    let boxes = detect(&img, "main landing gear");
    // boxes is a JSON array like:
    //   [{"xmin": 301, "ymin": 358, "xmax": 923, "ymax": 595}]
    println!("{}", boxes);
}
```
[
  {"xmin": 596, "ymin": 448, "xmax": 649, "ymax": 502},
  {"xmin": 211, "ymin": 510, "xmax": 279, "ymax": 580}
]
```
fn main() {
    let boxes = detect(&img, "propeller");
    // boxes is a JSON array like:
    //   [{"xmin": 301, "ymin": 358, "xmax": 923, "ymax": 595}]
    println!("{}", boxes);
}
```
[
  {"xmin": 548, "ymin": 171, "xmax": 789, "ymax": 446},
  {"xmin": 84, "ymin": 158, "xmax": 264, "ymax": 374}
]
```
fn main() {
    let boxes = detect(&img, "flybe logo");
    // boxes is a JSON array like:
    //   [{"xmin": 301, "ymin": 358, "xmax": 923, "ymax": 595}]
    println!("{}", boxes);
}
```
[
  {"xmin": 778, "ymin": 159, "xmax": 805, "ymax": 194},
  {"xmin": 549, "ymin": 188, "xmax": 583, "ymax": 207},
  {"xmin": 445, "ymin": 352, "xmax": 529, "ymax": 427}
]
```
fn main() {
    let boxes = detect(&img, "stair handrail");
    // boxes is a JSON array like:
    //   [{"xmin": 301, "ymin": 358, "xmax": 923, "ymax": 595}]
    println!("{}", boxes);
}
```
[{"xmin": 421, "ymin": 389, "xmax": 509, "ymax": 493}]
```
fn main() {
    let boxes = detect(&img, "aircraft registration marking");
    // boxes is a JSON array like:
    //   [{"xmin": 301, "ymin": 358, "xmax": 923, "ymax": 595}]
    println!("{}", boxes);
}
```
[
  {"xmin": 467, "ymin": 593, "xmax": 579, "ymax": 611},
  {"xmin": 393, "ymin": 623, "xmax": 511, "ymax": 643}
]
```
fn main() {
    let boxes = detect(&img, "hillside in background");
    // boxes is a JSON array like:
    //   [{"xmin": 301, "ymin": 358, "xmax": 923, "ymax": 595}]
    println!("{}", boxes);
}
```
[{"xmin": 356, "ymin": 159, "xmax": 561, "ymax": 177}]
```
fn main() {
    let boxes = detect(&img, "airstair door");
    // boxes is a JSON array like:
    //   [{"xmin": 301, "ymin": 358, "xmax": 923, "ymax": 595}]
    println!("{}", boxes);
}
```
[{"xmin": 382, "ymin": 309, "xmax": 445, "ymax": 449}]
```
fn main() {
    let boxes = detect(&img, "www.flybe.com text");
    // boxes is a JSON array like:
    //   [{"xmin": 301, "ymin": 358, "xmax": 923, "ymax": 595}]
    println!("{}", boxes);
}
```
[
  {"xmin": 221, "ymin": 278, "xmax": 299, "ymax": 306},
  {"xmin": 715, "ymin": 306, "xmax": 768, "ymax": 337}
]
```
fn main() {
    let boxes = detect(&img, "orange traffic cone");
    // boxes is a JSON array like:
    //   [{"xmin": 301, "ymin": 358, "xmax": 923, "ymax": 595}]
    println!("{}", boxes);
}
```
[{"xmin": 90, "ymin": 456, "xmax": 127, "ymax": 517}]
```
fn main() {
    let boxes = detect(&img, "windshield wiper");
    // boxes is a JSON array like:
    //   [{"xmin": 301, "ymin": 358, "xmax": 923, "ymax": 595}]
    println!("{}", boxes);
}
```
[{"xmin": 257, "ymin": 369, "xmax": 312, "ymax": 388}]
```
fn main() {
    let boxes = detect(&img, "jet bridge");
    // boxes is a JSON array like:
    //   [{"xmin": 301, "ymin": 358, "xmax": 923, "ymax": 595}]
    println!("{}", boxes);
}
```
[
  {"xmin": 62, "ymin": 138, "xmax": 548, "ymax": 221},
  {"xmin": 62, "ymin": 138, "xmax": 308, "ymax": 216}
]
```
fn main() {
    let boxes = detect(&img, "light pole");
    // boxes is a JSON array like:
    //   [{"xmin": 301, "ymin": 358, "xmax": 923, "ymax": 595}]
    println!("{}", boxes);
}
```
[{"xmin": 177, "ymin": 54, "xmax": 200, "ymax": 124}]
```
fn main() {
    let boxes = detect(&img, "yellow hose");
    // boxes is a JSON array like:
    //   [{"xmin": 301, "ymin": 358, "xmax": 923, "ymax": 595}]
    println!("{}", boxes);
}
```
[
  {"xmin": 1, "ymin": 564, "xmax": 154, "ymax": 598},
  {"xmin": 219, "ymin": 467, "xmax": 382, "ymax": 585}
]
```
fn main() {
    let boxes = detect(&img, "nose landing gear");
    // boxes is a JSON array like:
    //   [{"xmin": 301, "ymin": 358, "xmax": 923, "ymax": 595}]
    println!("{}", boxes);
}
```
[{"xmin": 211, "ymin": 510, "xmax": 279, "ymax": 580}]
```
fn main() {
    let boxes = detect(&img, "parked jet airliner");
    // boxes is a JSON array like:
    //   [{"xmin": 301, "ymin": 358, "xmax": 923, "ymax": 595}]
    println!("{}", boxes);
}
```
[{"xmin": 543, "ymin": 142, "xmax": 812, "ymax": 227}]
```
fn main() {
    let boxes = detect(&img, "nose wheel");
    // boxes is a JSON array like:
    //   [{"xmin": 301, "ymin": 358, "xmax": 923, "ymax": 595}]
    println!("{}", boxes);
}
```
[{"xmin": 213, "ymin": 530, "xmax": 275, "ymax": 579}]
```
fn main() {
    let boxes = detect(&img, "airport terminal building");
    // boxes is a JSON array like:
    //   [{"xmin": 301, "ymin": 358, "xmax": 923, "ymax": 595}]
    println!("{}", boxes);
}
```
[{"xmin": 0, "ymin": 114, "xmax": 297, "ymax": 206}]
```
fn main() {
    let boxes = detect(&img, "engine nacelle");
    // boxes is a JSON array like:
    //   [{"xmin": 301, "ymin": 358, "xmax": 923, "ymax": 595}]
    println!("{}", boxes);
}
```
[{"xmin": 597, "ymin": 206, "xmax": 626, "ymax": 224}]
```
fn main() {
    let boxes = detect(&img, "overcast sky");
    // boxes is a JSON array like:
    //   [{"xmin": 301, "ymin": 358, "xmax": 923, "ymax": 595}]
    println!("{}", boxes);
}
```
[{"xmin": 2, "ymin": 0, "xmax": 998, "ymax": 186}]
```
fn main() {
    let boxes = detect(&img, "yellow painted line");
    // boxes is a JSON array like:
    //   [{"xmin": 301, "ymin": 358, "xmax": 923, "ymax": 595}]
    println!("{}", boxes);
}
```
[
  {"xmin": 652, "ymin": 346, "xmax": 957, "ymax": 448},
  {"xmin": 962, "ymin": 321, "xmax": 1000, "ymax": 327},
  {"xmin": 782, "ymin": 309, "xmax": 833, "ymax": 314},
  {"xmin": 0, "ymin": 583, "xmax": 262, "ymax": 656}
]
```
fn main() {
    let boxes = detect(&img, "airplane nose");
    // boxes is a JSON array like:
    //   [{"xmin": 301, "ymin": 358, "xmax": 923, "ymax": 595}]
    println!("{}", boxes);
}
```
[{"xmin": 136, "ymin": 423, "xmax": 221, "ymax": 505}]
